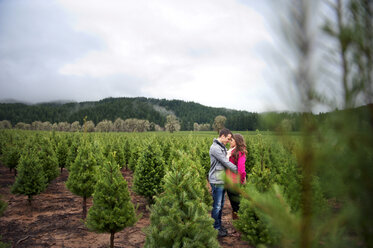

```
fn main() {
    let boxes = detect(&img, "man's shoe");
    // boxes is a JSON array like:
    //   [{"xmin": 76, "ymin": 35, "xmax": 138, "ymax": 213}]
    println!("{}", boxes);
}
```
[{"xmin": 217, "ymin": 228, "xmax": 227, "ymax": 237}]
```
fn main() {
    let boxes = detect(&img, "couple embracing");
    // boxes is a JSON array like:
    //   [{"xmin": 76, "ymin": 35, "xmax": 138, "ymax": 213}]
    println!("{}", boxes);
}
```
[{"xmin": 208, "ymin": 128, "xmax": 247, "ymax": 237}]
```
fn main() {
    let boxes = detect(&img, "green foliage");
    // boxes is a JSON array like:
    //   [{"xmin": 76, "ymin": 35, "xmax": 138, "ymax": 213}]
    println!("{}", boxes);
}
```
[
  {"xmin": 0, "ymin": 97, "xmax": 261, "ymax": 131},
  {"xmin": 235, "ymin": 132, "xmax": 327, "ymax": 246},
  {"xmin": 36, "ymin": 137, "xmax": 59, "ymax": 183},
  {"xmin": 144, "ymin": 152, "xmax": 220, "ymax": 248},
  {"xmin": 11, "ymin": 147, "xmax": 47, "ymax": 204},
  {"xmin": 103, "ymin": 138, "xmax": 125, "ymax": 168},
  {"xmin": 236, "ymin": 185, "xmax": 299, "ymax": 247},
  {"xmin": 186, "ymin": 139, "xmax": 212, "ymax": 206},
  {"xmin": 66, "ymin": 139, "xmax": 99, "ymax": 218},
  {"xmin": 313, "ymin": 109, "xmax": 373, "ymax": 247},
  {"xmin": 195, "ymin": 138, "xmax": 211, "ymax": 178},
  {"xmin": 86, "ymin": 153, "xmax": 137, "ymax": 247},
  {"xmin": 157, "ymin": 137, "xmax": 172, "ymax": 167},
  {"xmin": 122, "ymin": 138, "xmax": 131, "ymax": 169},
  {"xmin": 234, "ymin": 198, "xmax": 278, "ymax": 246},
  {"xmin": 66, "ymin": 134, "xmax": 81, "ymax": 170},
  {"xmin": 55, "ymin": 135, "xmax": 69, "ymax": 171},
  {"xmin": 1, "ymin": 139, "xmax": 21, "ymax": 171},
  {"xmin": 66, "ymin": 141, "xmax": 98, "ymax": 198},
  {"xmin": 133, "ymin": 141, "xmax": 165, "ymax": 203},
  {"xmin": 245, "ymin": 137, "xmax": 257, "ymax": 176},
  {"xmin": 128, "ymin": 142, "xmax": 141, "ymax": 172}
]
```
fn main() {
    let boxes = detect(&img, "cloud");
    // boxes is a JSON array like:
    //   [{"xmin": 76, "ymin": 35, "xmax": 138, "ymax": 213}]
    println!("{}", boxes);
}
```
[
  {"xmin": 1, "ymin": 0, "xmax": 277, "ymax": 112},
  {"xmin": 0, "ymin": 0, "xmax": 106, "ymax": 102}
]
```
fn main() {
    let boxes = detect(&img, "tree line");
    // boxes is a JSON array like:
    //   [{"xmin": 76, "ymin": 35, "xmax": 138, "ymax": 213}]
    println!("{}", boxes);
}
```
[
  {"xmin": 2, "ymin": 96, "xmax": 371, "ymax": 132},
  {"xmin": 0, "ymin": 97, "xmax": 261, "ymax": 131}
]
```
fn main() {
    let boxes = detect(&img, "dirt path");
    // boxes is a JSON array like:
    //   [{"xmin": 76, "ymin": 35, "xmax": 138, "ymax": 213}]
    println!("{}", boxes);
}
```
[{"xmin": 0, "ymin": 164, "xmax": 251, "ymax": 247}]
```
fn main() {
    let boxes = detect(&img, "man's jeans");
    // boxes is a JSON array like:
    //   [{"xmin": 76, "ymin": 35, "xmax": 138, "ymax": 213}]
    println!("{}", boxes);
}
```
[{"xmin": 210, "ymin": 183, "xmax": 225, "ymax": 230}]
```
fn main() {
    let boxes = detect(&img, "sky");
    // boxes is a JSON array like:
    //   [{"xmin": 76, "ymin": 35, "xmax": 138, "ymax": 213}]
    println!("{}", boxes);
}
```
[{"xmin": 0, "ymin": 0, "xmax": 335, "ymax": 113}]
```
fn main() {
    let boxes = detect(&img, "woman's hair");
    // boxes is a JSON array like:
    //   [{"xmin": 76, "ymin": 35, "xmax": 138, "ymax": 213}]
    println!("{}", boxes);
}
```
[{"xmin": 231, "ymin": 133, "xmax": 247, "ymax": 163}]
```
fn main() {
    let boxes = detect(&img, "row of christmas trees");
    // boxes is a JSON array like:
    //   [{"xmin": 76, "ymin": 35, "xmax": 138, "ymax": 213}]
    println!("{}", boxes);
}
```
[
  {"xmin": 0, "ymin": 131, "xmax": 221, "ymax": 247},
  {"xmin": 0, "ymin": 129, "xmax": 326, "ymax": 247}
]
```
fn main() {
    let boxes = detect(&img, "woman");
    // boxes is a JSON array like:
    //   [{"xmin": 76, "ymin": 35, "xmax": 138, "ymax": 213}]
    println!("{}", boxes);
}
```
[{"xmin": 226, "ymin": 133, "xmax": 247, "ymax": 220}]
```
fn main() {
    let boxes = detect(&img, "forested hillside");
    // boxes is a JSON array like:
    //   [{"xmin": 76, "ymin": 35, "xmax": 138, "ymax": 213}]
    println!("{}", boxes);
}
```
[
  {"xmin": 0, "ymin": 97, "xmax": 371, "ymax": 131},
  {"xmin": 0, "ymin": 97, "xmax": 260, "ymax": 131}
]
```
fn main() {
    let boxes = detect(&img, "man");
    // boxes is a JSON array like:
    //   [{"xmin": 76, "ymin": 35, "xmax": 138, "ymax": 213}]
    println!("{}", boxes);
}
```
[{"xmin": 209, "ymin": 128, "xmax": 238, "ymax": 237}]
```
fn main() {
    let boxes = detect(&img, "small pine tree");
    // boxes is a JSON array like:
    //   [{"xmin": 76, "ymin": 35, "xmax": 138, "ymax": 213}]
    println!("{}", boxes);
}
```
[
  {"xmin": 196, "ymin": 138, "xmax": 211, "ymax": 178},
  {"xmin": 144, "ymin": 151, "xmax": 220, "ymax": 247},
  {"xmin": 158, "ymin": 137, "xmax": 172, "ymax": 166},
  {"xmin": 128, "ymin": 143, "xmax": 141, "ymax": 172},
  {"xmin": 11, "ymin": 149, "xmax": 47, "ymax": 206},
  {"xmin": 108, "ymin": 139, "xmax": 125, "ymax": 169},
  {"xmin": 133, "ymin": 142, "xmax": 165, "ymax": 203},
  {"xmin": 66, "ymin": 135, "xmax": 80, "ymax": 170},
  {"xmin": 66, "ymin": 141, "xmax": 98, "ymax": 219},
  {"xmin": 56, "ymin": 137, "xmax": 69, "ymax": 173},
  {"xmin": 37, "ymin": 137, "xmax": 59, "ymax": 183},
  {"xmin": 2, "ymin": 141, "xmax": 21, "ymax": 176},
  {"xmin": 122, "ymin": 138, "xmax": 131, "ymax": 169},
  {"xmin": 86, "ymin": 152, "xmax": 137, "ymax": 248}
]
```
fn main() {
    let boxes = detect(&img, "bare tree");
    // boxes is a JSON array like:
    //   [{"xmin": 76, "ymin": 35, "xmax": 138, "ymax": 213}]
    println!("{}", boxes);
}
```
[
  {"xmin": 212, "ymin": 115, "xmax": 226, "ymax": 133},
  {"xmin": 165, "ymin": 115, "xmax": 181, "ymax": 133},
  {"xmin": 70, "ymin": 121, "xmax": 81, "ymax": 132},
  {"xmin": 95, "ymin": 120, "xmax": 114, "ymax": 132},
  {"xmin": 0, "ymin": 120, "xmax": 12, "ymax": 129}
]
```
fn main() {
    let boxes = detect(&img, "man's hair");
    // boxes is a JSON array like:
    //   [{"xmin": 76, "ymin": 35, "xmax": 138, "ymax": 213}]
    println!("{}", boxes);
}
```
[{"xmin": 219, "ymin": 128, "xmax": 232, "ymax": 137}]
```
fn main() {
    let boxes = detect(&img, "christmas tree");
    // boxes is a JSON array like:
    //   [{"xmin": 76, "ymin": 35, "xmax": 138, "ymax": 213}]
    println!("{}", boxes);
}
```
[
  {"xmin": 86, "ymin": 152, "xmax": 137, "ymax": 248},
  {"xmin": 66, "ymin": 134, "xmax": 81, "ymax": 170},
  {"xmin": 55, "ymin": 135, "xmax": 69, "ymax": 173},
  {"xmin": 144, "ymin": 151, "xmax": 220, "ymax": 247},
  {"xmin": 1, "ymin": 136, "xmax": 21, "ymax": 176},
  {"xmin": 128, "ymin": 141, "xmax": 142, "ymax": 172},
  {"xmin": 37, "ymin": 137, "xmax": 59, "ymax": 183},
  {"xmin": 122, "ymin": 138, "xmax": 131, "ymax": 169},
  {"xmin": 11, "ymin": 147, "xmax": 47, "ymax": 206},
  {"xmin": 133, "ymin": 141, "xmax": 165, "ymax": 203},
  {"xmin": 66, "ymin": 140, "xmax": 98, "ymax": 219}
]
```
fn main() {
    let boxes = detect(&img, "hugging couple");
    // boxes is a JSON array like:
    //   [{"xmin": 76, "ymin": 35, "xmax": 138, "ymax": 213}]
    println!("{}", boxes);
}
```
[{"xmin": 208, "ymin": 128, "xmax": 247, "ymax": 237}]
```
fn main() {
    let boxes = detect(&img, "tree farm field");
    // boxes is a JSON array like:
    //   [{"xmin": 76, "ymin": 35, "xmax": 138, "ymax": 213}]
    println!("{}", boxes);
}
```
[{"xmin": 0, "ymin": 130, "xmax": 297, "ymax": 248}]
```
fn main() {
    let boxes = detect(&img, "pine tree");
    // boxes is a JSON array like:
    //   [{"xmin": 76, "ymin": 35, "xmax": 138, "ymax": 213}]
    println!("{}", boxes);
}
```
[
  {"xmin": 11, "ymin": 148, "xmax": 47, "ymax": 206},
  {"xmin": 122, "ymin": 138, "xmax": 131, "ymax": 169},
  {"xmin": 86, "ymin": 152, "xmax": 137, "ymax": 248},
  {"xmin": 196, "ymin": 138, "xmax": 211, "ymax": 178},
  {"xmin": 37, "ymin": 137, "xmax": 59, "ymax": 183},
  {"xmin": 1, "ymin": 140, "xmax": 21, "ymax": 176},
  {"xmin": 66, "ymin": 134, "xmax": 80, "ymax": 170},
  {"xmin": 158, "ymin": 137, "xmax": 172, "ymax": 167},
  {"xmin": 144, "ymin": 151, "xmax": 220, "ymax": 247},
  {"xmin": 128, "ymin": 141, "xmax": 141, "ymax": 172},
  {"xmin": 66, "ymin": 141, "xmax": 98, "ymax": 219},
  {"xmin": 56, "ymin": 136, "xmax": 69, "ymax": 173},
  {"xmin": 133, "ymin": 142, "xmax": 165, "ymax": 203},
  {"xmin": 104, "ymin": 138, "xmax": 125, "ymax": 168}
]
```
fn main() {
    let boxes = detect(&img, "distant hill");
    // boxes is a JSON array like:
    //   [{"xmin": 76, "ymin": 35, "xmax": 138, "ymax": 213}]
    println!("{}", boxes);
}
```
[
  {"xmin": 0, "ymin": 97, "xmax": 260, "ymax": 131},
  {"xmin": 2, "ymin": 97, "xmax": 370, "ymax": 131}
]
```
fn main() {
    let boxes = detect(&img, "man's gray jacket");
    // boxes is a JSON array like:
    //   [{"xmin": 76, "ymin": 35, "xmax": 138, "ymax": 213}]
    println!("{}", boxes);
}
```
[{"xmin": 208, "ymin": 138, "xmax": 238, "ymax": 184}]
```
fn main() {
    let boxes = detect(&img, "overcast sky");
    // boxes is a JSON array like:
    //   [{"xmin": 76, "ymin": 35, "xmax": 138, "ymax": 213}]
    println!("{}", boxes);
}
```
[{"xmin": 0, "ymin": 0, "xmax": 333, "ymax": 113}]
